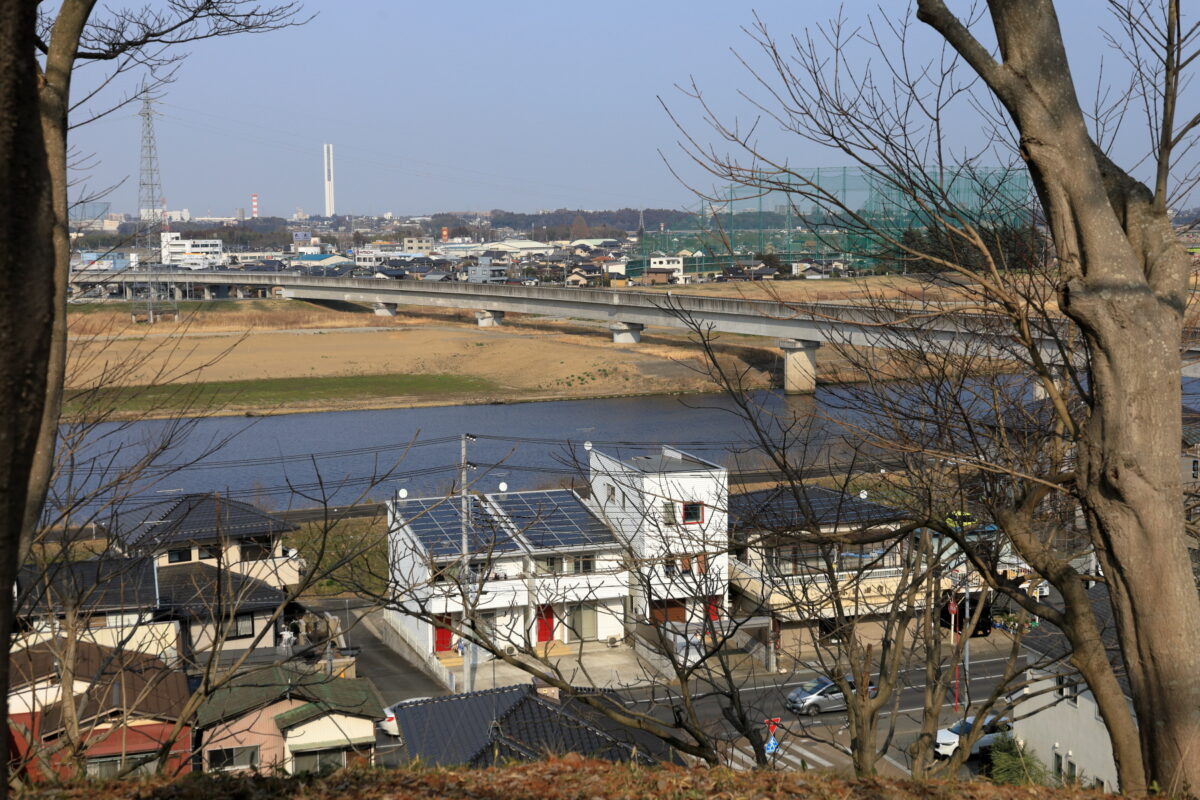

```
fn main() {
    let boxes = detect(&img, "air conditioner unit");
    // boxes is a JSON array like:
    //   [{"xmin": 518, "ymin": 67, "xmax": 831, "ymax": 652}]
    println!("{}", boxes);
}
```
[
  {"xmin": 606, "ymin": 635, "xmax": 622, "ymax": 648},
  {"xmin": 503, "ymin": 644, "xmax": 518, "ymax": 656}
]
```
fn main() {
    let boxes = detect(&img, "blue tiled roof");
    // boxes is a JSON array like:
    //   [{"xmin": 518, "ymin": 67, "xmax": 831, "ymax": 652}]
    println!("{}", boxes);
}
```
[{"xmin": 730, "ymin": 485, "xmax": 903, "ymax": 531}]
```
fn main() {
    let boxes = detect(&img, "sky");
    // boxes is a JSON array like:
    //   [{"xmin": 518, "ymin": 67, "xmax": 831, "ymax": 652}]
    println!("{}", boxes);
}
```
[{"xmin": 67, "ymin": 1, "xmax": 1156, "ymax": 219}]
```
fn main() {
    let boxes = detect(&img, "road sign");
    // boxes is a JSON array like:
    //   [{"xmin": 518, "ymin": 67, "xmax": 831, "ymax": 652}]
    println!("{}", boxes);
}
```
[
  {"xmin": 948, "ymin": 599, "xmax": 959, "ymax": 615},
  {"xmin": 765, "ymin": 736, "xmax": 778, "ymax": 755},
  {"xmin": 764, "ymin": 717, "xmax": 781, "ymax": 737}
]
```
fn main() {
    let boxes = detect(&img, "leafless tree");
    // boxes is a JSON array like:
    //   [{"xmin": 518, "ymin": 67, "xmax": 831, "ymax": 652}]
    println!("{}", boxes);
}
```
[{"xmin": 661, "ymin": 2, "xmax": 1200, "ymax": 793}]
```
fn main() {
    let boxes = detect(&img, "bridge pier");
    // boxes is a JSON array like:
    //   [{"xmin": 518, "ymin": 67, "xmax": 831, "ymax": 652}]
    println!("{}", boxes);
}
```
[
  {"xmin": 234, "ymin": 287, "xmax": 246, "ymax": 299},
  {"xmin": 778, "ymin": 339, "xmax": 821, "ymax": 394},
  {"xmin": 373, "ymin": 302, "xmax": 398, "ymax": 317},
  {"xmin": 476, "ymin": 310, "xmax": 504, "ymax": 327},
  {"xmin": 609, "ymin": 322, "xmax": 645, "ymax": 344},
  {"xmin": 201, "ymin": 285, "xmax": 214, "ymax": 300}
]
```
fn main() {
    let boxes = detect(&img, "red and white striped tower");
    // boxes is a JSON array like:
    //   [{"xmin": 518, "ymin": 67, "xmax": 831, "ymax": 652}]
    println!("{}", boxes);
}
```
[{"xmin": 250, "ymin": 193, "xmax": 259, "ymax": 218}]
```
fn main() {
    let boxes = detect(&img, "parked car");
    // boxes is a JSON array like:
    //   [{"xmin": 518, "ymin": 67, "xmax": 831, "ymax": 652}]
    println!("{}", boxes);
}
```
[
  {"xmin": 785, "ymin": 675, "xmax": 876, "ymax": 715},
  {"xmin": 934, "ymin": 715, "xmax": 1012, "ymax": 759},
  {"xmin": 378, "ymin": 697, "xmax": 431, "ymax": 737}
]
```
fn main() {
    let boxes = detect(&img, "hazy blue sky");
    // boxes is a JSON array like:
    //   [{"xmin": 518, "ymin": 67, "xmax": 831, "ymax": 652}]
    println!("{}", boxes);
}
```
[{"xmin": 69, "ymin": 1, "xmax": 1148, "ymax": 218}]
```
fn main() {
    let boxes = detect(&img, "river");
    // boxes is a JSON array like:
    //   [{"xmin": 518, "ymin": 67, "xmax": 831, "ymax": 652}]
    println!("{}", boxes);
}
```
[{"xmin": 58, "ymin": 388, "xmax": 872, "ymax": 511}]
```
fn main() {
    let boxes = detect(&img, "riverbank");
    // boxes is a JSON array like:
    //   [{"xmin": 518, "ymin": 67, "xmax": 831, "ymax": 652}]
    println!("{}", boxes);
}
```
[{"xmin": 62, "ymin": 296, "xmax": 880, "ymax": 421}]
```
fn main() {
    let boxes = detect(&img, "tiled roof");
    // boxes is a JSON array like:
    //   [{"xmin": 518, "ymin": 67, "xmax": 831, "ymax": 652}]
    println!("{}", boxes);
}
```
[
  {"xmin": 730, "ymin": 485, "xmax": 903, "ymax": 532},
  {"xmin": 17, "ymin": 557, "xmax": 158, "ymax": 616},
  {"xmin": 156, "ymin": 562, "xmax": 284, "ymax": 619},
  {"xmin": 12, "ymin": 639, "xmax": 190, "ymax": 734},
  {"xmin": 196, "ymin": 667, "xmax": 383, "ymax": 729},
  {"xmin": 115, "ymin": 493, "xmax": 295, "ymax": 549},
  {"xmin": 392, "ymin": 685, "xmax": 677, "ymax": 767}
]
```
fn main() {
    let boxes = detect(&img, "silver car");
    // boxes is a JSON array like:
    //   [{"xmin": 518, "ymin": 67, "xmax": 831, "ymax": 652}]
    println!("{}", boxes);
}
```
[{"xmin": 785, "ymin": 676, "xmax": 875, "ymax": 715}]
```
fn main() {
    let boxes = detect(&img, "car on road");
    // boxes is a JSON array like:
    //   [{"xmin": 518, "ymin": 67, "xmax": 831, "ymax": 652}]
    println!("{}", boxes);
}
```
[
  {"xmin": 934, "ymin": 715, "xmax": 1012, "ymax": 759},
  {"xmin": 785, "ymin": 676, "xmax": 876, "ymax": 715},
  {"xmin": 377, "ymin": 697, "xmax": 431, "ymax": 737}
]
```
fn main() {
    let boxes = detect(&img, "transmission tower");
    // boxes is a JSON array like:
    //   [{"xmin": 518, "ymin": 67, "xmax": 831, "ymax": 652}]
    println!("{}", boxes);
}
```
[{"xmin": 136, "ymin": 95, "xmax": 177, "ymax": 322}]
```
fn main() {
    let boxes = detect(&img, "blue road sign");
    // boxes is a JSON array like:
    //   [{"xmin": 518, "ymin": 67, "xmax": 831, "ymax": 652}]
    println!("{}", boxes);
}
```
[{"xmin": 765, "ymin": 736, "xmax": 779, "ymax": 755}]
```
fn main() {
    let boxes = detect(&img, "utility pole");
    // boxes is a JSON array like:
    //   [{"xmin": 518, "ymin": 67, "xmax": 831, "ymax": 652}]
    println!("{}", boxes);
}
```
[{"xmin": 460, "ymin": 433, "xmax": 477, "ymax": 692}]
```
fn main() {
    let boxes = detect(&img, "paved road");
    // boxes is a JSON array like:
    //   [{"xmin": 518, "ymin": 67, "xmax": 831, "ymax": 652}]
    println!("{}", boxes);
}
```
[
  {"xmin": 303, "ymin": 598, "xmax": 447, "ymax": 767},
  {"xmin": 621, "ymin": 650, "xmax": 1023, "ymax": 775}
]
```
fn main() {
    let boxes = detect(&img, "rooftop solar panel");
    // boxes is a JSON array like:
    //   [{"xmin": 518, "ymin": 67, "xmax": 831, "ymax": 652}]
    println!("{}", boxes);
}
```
[
  {"xmin": 396, "ymin": 497, "xmax": 521, "ymax": 559},
  {"xmin": 487, "ymin": 490, "xmax": 615, "ymax": 551},
  {"xmin": 730, "ymin": 485, "xmax": 902, "ymax": 531}
]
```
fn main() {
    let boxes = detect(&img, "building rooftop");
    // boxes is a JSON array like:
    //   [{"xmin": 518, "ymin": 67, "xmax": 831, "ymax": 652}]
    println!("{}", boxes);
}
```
[
  {"xmin": 729, "ymin": 485, "xmax": 903, "ymax": 531},
  {"xmin": 395, "ymin": 490, "xmax": 615, "ymax": 558},
  {"xmin": 114, "ymin": 493, "xmax": 296, "ymax": 550},
  {"xmin": 612, "ymin": 446, "xmax": 725, "ymax": 475}
]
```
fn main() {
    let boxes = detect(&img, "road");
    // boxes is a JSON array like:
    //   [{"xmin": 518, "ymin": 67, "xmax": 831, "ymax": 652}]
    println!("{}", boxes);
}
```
[
  {"xmin": 619, "ymin": 650, "xmax": 1024, "ymax": 774},
  {"xmin": 303, "ymin": 598, "xmax": 446, "ymax": 767}
]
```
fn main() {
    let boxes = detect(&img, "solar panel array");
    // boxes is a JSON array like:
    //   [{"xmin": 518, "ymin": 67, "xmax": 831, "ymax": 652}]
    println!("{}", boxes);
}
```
[
  {"xmin": 730, "ymin": 485, "xmax": 901, "ymax": 531},
  {"xmin": 396, "ymin": 497, "xmax": 521, "ymax": 559},
  {"xmin": 487, "ymin": 490, "xmax": 616, "ymax": 550}
]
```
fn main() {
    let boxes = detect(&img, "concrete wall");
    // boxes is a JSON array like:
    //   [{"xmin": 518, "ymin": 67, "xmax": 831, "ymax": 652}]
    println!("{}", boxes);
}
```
[{"xmin": 1012, "ymin": 669, "xmax": 1121, "ymax": 791}]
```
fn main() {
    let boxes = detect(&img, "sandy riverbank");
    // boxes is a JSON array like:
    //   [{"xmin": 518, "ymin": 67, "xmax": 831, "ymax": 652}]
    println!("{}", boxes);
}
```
[{"xmin": 63, "ymin": 286, "xmax": 894, "ymax": 419}]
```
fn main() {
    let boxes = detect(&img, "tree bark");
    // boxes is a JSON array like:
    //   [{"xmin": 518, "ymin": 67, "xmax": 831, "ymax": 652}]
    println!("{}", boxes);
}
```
[
  {"xmin": 918, "ymin": 0, "xmax": 1200, "ymax": 792},
  {"xmin": 0, "ymin": 2, "xmax": 55, "ymax": 796}
]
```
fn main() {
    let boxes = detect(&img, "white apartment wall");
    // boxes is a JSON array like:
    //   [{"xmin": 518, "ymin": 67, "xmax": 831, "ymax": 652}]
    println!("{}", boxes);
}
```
[{"xmin": 1013, "ymin": 669, "xmax": 1121, "ymax": 791}]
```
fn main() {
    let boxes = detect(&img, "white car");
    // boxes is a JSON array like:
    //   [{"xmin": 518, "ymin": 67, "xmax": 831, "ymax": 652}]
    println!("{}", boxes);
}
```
[
  {"xmin": 377, "ymin": 697, "xmax": 431, "ymax": 737},
  {"xmin": 934, "ymin": 715, "xmax": 1012, "ymax": 759}
]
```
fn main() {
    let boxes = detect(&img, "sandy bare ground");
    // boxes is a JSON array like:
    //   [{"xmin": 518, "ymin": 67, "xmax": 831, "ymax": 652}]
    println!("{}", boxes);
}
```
[{"xmin": 66, "ymin": 303, "xmax": 795, "ymax": 409}]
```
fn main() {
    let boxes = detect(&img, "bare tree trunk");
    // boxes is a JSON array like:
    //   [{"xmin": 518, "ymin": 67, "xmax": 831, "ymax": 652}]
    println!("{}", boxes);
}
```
[
  {"xmin": 915, "ymin": 2, "xmax": 1200, "ymax": 791},
  {"xmin": 0, "ymin": 2, "xmax": 55, "ymax": 796}
]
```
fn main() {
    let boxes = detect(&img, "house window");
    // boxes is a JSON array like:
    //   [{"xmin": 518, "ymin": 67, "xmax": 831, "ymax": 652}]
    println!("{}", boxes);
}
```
[
  {"xmin": 1094, "ymin": 778, "xmax": 1105, "ymax": 792},
  {"xmin": 681, "ymin": 502, "xmax": 704, "ymax": 525},
  {"xmin": 209, "ymin": 745, "xmax": 260, "ymax": 772},
  {"xmin": 1192, "ymin": 459, "xmax": 1198, "ymax": 480},
  {"xmin": 1055, "ymin": 672, "xmax": 1079, "ymax": 704},
  {"xmin": 167, "ymin": 547, "xmax": 192, "ymax": 563},
  {"xmin": 661, "ymin": 501, "xmax": 676, "ymax": 526},
  {"xmin": 663, "ymin": 557, "xmax": 677, "ymax": 577},
  {"xmin": 86, "ymin": 755, "xmax": 155, "ymax": 778},
  {"xmin": 292, "ymin": 748, "xmax": 346, "ymax": 775},
  {"xmin": 199, "ymin": 543, "xmax": 222, "ymax": 560},
  {"xmin": 535, "ymin": 556, "xmax": 561, "ymax": 575},
  {"xmin": 606, "ymin": 485, "xmax": 615, "ymax": 504},
  {"xmin": 1054, "ymin": 753, "xmax": 1064, "ymax": 776},
  {"xmin": 1066, "ymin": 760, "xmax": 1077, "ymax": 782},
  {"xmin": 229, "ymin": 613, "xmax": 256, "ymax": 640},
  {"xmin": 240, "ymin": 535, "xmax": 274, "ymax": 561},
  {"xmin": 573, "ymin": 554, "xmax": 594, "ymax": 574}
]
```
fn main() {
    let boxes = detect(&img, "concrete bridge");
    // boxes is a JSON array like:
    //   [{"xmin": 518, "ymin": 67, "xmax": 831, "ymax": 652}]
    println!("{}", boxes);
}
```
[{"xmin": 76, "ymin": 270, "xmax": 1200, "ymax": 389}]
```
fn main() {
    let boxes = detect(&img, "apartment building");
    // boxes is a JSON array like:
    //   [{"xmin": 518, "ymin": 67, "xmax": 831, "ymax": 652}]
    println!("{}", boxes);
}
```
[{"xmin": 160, "ymin": 232, "xmax": 225, "ymax": 269}]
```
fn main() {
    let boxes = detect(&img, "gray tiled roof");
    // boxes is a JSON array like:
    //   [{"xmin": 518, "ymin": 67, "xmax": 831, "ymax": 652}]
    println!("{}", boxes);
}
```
[
  {"xmin": 392, "ymin": 684, "xmax": 678, "ymax": 767},
  {"xmin": 156, "ymin": 562, "xmax": 284, "ymax": 619},
  {"xmin": 17, "ymin": 558, "xmax": 158, "ymax": 616},
  {"xmin": 115, "ymin": 493, "xmax": 296, "ymax": 550},
  {"xmin": 196, "ymin": 666, "xmax": 383, "ymax": 729}
]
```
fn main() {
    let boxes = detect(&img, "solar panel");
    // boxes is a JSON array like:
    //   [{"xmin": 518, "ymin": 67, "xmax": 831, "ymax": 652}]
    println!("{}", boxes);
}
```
[
  {"xmin": 396, "ymin": 497, "xmax": 521, "ymax": 559},
  {"xmin": 488, "ymin": 490, "xmax": 615, "ymax": 550},
  {"xmin": 730, "ymin": 486, "xmax": 901, "ymax": 530}
]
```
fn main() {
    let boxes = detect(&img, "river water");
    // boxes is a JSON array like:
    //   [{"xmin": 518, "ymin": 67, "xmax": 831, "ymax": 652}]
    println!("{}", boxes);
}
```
[{"xmin": 60, "ymin": 389, "xmax": 870, "ymax": 511}]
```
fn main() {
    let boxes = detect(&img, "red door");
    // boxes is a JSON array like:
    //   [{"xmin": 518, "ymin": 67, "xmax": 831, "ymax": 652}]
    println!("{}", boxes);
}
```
[
  {"xmin": 536, "ymin": 605, "xmax": 555, "ymax": 642},
  {"xmin": 434, "ymin": 615, "xmax": 453, "ymax": 652}
]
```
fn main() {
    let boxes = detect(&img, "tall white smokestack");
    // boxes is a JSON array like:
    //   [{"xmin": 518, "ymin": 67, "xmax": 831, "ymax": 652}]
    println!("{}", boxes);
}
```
[{"xmin": 322, "ymin": 143, "xmax": 335, "ymax": 217}]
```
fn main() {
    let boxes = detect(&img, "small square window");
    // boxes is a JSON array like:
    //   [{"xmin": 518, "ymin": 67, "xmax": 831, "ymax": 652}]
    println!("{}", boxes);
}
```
[
  {"xmin": 167, "ymin": 547, "xmax": 192, "ymax": 563},
  {"xmin": 199, "ymin": 543, "xmax": 222, "ymax": 560},
  {"xmin": 681, "ymin": 502, "xmax": 704, "ymax": 525},
  {"xmin": 606, "ymin": 485, "xmax": 615, "ymax": 504},
  {"xmin": 229, "ymin": 613, "xmax": 256, "ymax": 639},
  {"xmin": 573, "ymin": 555, "xmax": 594, "ymax": 574},
  {"xmin": 661, "ymin": 501, "xmax": 676, "ymax": 526}
]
